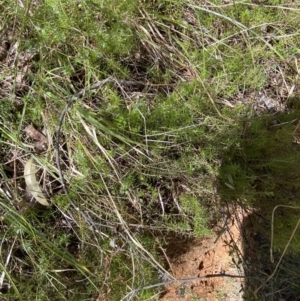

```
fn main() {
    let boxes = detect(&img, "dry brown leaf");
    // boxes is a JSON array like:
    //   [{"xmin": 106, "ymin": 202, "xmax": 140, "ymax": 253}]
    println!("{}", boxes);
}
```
[
  {"xmin": 24, "ymin": 125, "xmax": 48, "ymax": 153},
  {"xmin": 24, "ymin": 125, "xmax": 47, "ymax": 143}
]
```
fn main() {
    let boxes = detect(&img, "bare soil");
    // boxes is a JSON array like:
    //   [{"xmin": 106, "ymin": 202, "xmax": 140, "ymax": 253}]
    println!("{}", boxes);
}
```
[{"xmin": 161, "ymin": 208, "xmax": 247, "ymax": 301}]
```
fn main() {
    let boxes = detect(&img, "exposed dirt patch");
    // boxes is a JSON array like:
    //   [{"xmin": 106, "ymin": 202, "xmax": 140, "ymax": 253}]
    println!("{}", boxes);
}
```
[{"xmin": 161, "ymin": 208, "xmax": 247, "ymax": 301}]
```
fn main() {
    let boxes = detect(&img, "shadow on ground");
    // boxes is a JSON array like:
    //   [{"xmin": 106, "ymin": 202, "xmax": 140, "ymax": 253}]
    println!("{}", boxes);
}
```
[
  {"xmin": 217, "ymin": 107, "xmax": 300, "ymax": 300},
  {"xmin": 161, "ymin": 108, "xmax": 300, "ymax": 300},
  {"xmin": 242, "ymin": 211, "xmax": 300, "ymax": 301}
]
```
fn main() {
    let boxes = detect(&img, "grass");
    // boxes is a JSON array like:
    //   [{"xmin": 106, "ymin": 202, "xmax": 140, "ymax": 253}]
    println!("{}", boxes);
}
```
[{"xmin": 1, "ymin": 0, "xmax": 300, "ymax": 300}]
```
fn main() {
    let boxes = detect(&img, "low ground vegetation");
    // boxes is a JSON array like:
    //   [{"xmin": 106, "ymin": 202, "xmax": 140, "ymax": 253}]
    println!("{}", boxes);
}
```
[{"xmin": 1, "ymin": 0, "xmax": 300, "ymax": 300}]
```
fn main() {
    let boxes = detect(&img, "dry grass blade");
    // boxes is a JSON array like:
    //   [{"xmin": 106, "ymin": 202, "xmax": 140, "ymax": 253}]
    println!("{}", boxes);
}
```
[
  {"xmin": 77, "ymin": 114, "xmax": 121, "ymax": 180},
  {"xmin": 55, "ymin": 78, "xmax": 143, "ymax": 196},
  {"xmin": 99, "ymin": 172, "xmax": 175, "ymax": 281}
]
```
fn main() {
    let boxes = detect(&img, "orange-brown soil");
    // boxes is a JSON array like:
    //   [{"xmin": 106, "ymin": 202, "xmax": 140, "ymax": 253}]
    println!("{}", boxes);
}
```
[{"xmin": 161, "ymin": 209, "xmax": 247, "ymax": 301}]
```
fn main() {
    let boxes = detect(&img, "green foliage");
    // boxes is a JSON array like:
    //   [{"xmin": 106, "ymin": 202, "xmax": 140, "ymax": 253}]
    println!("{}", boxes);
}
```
[
  {"xmin": 219, "ymin": 109, "xmax": 300, "ymax": 250},
  {"xmin": 180, "ymin": 194, "xmax": 212, "ymax": 236},
  {"xmin": 2, "ymin": 0, "xmax": 300, "ymax": 299}
]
